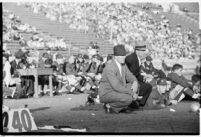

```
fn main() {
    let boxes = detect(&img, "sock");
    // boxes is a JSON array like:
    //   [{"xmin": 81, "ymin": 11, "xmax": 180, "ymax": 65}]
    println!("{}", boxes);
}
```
[
  {"xmin": 192, "ymin": 93, "xmax": 200, "ymax": 99},
  {"xmin": 178, "ymin": 93, "xmax": 185, "ymax": 102}
]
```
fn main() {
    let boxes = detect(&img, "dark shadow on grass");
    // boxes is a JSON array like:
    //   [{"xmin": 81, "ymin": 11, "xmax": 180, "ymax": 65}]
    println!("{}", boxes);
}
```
[
  {"xmin": 70, "ymin": 103, "xmax": 165, "ymax": 111},
  {"xmin": 30, "ymin": 107, "xmax": 51, "ymax": 113},
  {"xmin": 71, "ymin": 104, "xmax": 103, "ymax": 111}
]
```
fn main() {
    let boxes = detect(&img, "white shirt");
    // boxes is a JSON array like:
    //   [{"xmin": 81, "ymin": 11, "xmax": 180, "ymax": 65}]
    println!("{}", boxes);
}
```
[
  {"xmin": 3, "ymin": 61, "xmax": 11, "ymax": 87},
  {"xmin": 114, "ymin": 59, "xmax": 122, "ymax": 76},
  {"xmin": 137, "ymin": 55, "xmax": 141, "ymax": 66}
]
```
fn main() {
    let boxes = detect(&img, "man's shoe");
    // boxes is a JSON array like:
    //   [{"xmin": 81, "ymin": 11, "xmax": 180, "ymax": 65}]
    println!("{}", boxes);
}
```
[
  {"xmin": 128, "ymin": 101, "xmax": 140, "ymax": 109},
  {"xmin": 103, "ymin": 104, "xmax": 110, "ymax": 113},
  {"xmin": 108, "ymin": 108, "xmax": 118, "ymax": 114},
  {"xmin": 128, "ymin": 106, "xmax": 143, "ymax": 111},
  {"xmin": 39, "ymin": 92, "xmax": 45, "ymax": 97},
  {"xmin": 26, "ymin": 93, "xmax": 34, "ymax": 98},
  {"xmin": 169, "ymin": 100, "xmax": 178, "ymax": 105},
  {"xmin": 192, "ymin": 93, "xmax": 200, "ymax": 99},
  {"xmin": 103, "ymin": 104, "xmax": 118, "ymax": 114},
  {"xmin": 119, "ymin": 108, "xmax": 134, "ymax": 114}
]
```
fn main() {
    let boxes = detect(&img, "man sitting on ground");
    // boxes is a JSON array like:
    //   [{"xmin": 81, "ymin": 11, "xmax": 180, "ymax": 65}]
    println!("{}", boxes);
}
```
[{"xmin": 167, "ymin": 64, "xmax": 200, "ymax": 104}]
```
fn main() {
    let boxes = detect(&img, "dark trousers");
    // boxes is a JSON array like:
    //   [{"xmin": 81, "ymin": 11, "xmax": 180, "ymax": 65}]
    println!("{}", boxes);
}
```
[
  {"xmin": 21, "ymin": 76, "xmax": 34, "ymax": 96},
  {"xmin": 38, "ymin": 75, "xmax": 49, "ymax": 90},
  {"xmin": 100, "ymin": 92, "xmax": 133, "ymax": 113},
  {"xmin": 138, "ymin": 81, "xmax": 152, "ymax": 106},
  {"xmin": 174, "ymin": 87, "xmax": 194, "ymax": 101},
  {"xmin": 192, "ymin": 74, "xmax": 201, "ymax": 84}
]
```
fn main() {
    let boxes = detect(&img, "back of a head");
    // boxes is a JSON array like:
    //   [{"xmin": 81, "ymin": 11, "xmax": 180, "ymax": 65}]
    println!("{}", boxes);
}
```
[
  {"xmin": 68, "ymin": 56, "xmax": 75, "ymax": 64},
  {"xmin": 107, "ymin": 54, "xmax": 113, "ymax": 61},
  {"xmin": 172, "ymin": 64, "xmax": 183, "ymax": 71},
  {"xmin": 83, "ymin": 54, "xmax": 89, "ymax": 60},
  {"xmin": 124, "ymin": 44, "xmax": 134, "ymax": 54},
  {"xmin": 146, "ymin": 55, "xmax": 152, "ymax": 62},
  {"xmin": 96, "ymin": 54, "xmax": 103, "ymax": 62}
]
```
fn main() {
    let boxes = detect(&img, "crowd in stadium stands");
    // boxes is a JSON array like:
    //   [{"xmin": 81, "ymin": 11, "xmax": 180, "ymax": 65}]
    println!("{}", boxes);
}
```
[
  {"xmin": 3, "ymin": 10, "xmax": 36, "ymax": 42},
  {"xmin": 18, "ymin": 2, "xmax": 200, "ymax": 59},
  {"xmin": 27, "ymin": 34, "xmax": 70, "ymax": 50},
  {"xmin": 3, "ymin": 9, "xmax": 72, "ymax": 50}
]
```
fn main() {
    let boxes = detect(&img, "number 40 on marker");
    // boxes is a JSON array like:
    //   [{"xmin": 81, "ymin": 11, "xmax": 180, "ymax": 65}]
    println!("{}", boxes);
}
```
[{"xmin": 3, "ymin": 108, "xmax": 37, "ymax": 132}]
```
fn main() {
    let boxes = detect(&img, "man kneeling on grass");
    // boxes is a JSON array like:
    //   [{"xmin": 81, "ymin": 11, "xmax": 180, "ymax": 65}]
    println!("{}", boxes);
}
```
[{"xmin": 98, "ymin": 44, "xmax": 141, "ymax": 114}]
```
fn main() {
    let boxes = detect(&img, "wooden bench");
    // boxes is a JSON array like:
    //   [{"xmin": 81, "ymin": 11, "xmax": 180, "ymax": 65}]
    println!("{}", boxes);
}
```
[{"xmin": 17, "ymin": 68, "xmax": 53, "ymax": 98}]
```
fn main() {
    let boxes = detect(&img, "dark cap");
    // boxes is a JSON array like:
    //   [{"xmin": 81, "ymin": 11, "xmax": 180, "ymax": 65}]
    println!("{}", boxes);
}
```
[
  {"xmin": 15, "ymin": 50, "xmax": 25, "ymax": 59},
  {"xmin": 56, "ymin": 54, "xmax": 63, "ymax": 59},
  {"xmin": 157, "ymin": 79, "xmax": 167, "ymax": 86},
  {"xmin": 146, "ymin": 55, "xmax": 152, "ymax": 61},
  {"xmin": 83, "ymin": 54, "xmax": 89, "ymax": 59},
  {"xmin": 96, "ymin": 54, "xmax": 103, "ymax": 61},
  {"xmin": 77, "ymin": 54, "xmax": 82, "ymax": 58},
  {"xmin": 42, "ymin": 52, "xmax": 49, "ymax": 58},
  {"xmin": 113, "ymin": 44, "xmax": 126, "ymax": 56},
  {"xmin": 45, "ymin": 58, "xmax": 53, "ymax": 66}
]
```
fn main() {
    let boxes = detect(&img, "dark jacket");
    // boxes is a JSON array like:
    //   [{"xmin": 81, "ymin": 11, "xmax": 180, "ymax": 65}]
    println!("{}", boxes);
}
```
[
  {"xmin": 10, "ymin": 60, "xmax": 17, "ymax": 75},
  {"xmin": 87, "ymin": 62, "xmax": 98, "ymax": 74},
  {"xmin": 141, "ymin": 61, "xmax": 155, "ymax": 74},
  {"xmin": 80, "ymin": 62, "xmax": 91, "ymax": 74},
  {"xmin": 167, "ymin": 72, "xmax": 193, "ymax": 89},
  {"xmin": 64, "ymin": 62, "xmax": 77, "ymax": 75},
  {"xmin": 125, "ymin": 52, "xmax": 143, "ymax": 82}
]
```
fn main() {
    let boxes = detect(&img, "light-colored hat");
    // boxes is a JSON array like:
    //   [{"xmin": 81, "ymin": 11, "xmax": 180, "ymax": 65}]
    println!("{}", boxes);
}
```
[{"xmin": 68, "ymin": 56, "xmax": 75, "ymax": 64}]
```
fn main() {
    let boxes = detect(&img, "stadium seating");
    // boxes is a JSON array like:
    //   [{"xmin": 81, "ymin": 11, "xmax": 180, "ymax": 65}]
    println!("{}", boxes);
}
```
[
  {"xmin": 174, "ymin": 3, "xmax": 199, "ymax": 13},
  {"xmin": 3, "ymin": 3, "xmax": 200, "ymax": 60},
  {"xmin": 3, "ymin": 3, "xmax": 114, "ymax": 57}
]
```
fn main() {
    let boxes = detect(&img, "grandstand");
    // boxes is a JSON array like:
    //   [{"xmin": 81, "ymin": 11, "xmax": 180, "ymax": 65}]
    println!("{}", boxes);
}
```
[
  {"xmin": 3, "ymin": 2, "xmax": 200, "ymax": 60},
  {"xmin": 174, "ymin": 3, "xmax": 199, "ymax": 13},
  {"xmin": 137, "ymin": 3, "xmax": 199, "ymax": 34},
  {"xmin": 3, "ymin": 3, "xmax": 114, "ymax": 57}
]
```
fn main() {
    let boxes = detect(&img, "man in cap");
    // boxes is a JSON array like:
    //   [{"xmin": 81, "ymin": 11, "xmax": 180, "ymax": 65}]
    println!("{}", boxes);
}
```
[
  {"xmin": 125, "ymin": 44, "xmax": 153, "ymax": 107},
  {"xmin": 87, "ymin": 54, "xmax": 104, "ymax": 74},
  {"xmin": 155, "ymin": 79, "xmax": 171, "ymax": 107},
  {"xmin": 15, "ymin": 48, "xmax": 26, "ymax": 60},
  {"xmin": 141, "ymin": 55, "xmax": 156, "ymax": 82},
  {"xmin": 64, "ymin": 56, "xmax": 77, "ymax": 75},
  {"xmin": 38, "ymin": 52, "xmax": 48, "ymax": 68},
  {"xmin": 142, "ymin": 55, "xmax": 155, "ymax": 74},
  {"xmin": 142, "ymin": 55, "xmax": 166, "ymax": 80},
  {"xmin": 81, "ymin": 54, "xmax": 91, "ymax": 74},
  {"xmin": 99, "ymin": 44, "xmax": 139, "ymax": 114}
]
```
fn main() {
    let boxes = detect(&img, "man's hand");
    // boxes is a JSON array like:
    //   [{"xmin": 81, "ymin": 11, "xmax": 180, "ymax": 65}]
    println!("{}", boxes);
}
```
[
  {"xmin": 87, "ymin": 73, "xmax": 95, "ymax": 78},
  {"xmin": 77, "ymin": 72, "xmax": 83, "ymax": 75},
  {"xmin": 95, "ymin": 74, "xmax": 102, "ymax": 81},
  {"xmin": 131, "ymin": 81, "xmax": 138, "ymax": 93},
  {"xmin": 143, "ymin": 74, "xmax": 153, "ymax": 82},
  {"xmin": 132, "ymin": 92, "xmax": 138, "ymax": 100}
]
